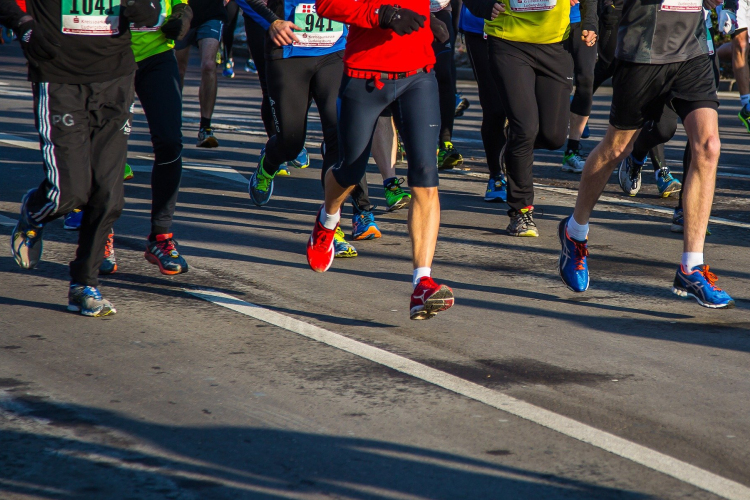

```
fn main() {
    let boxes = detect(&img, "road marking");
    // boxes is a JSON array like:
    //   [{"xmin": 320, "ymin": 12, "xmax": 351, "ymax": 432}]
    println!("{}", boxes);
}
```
[
  {"xmin": 0, "ymin": 133, "xmax": 39, "ymax": 151},
  {"xmin": 0, "ymin": 215, "xmax": 17, "ymax": 226},
  {"xmin": 130, "ymin": 161, "xmax": 247, "ymax": 184},
  {"xmin": 188, "ymin": 289, "xmax": 750, "ymax": 500}
]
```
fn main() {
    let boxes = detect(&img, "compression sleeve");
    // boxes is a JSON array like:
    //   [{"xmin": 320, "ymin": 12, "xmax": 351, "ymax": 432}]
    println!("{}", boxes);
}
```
[
  {"xmin": 235, "ymin": 0, "xmax": 278, "ymax": 30},
  {"xmin": 462, "ymin": 0, "xmax": 498, "ymax": 21},
  {"xmin": 0, "ymin": 0, "xmax": 26, "ymax": 29},
  {"xmin": 314, "ymin": 0, "xmax": 379, "ymax": 28},
  {"xmin": 580, "ymin": 0, "xmax": 597, "ymax": 32}
]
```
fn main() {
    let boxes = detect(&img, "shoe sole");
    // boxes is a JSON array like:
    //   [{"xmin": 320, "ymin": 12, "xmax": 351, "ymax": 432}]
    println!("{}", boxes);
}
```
[
  {"xmin": 507, "ymin": 229, "xmax": 539, "ymax": 237},
  {"xmin": 197, "ymin": 137, "xmax": 219, "ymax": 148},
  {"xmin": 659, "ymin": 183, "xmax": 682, "ymax": 198},
  {"xmin": 99, "ymin": 264, "xmax": 117, "ymax": 275},
  {"xmin": 738, "ymin": 113, "xmax": 750, "ymax": 133},
  {"xmin": 438, "ymin": 157, "xmax": 463, "ymax": 170},
  {"xmin": 410, "ymin": 286, "xmax": 455, "ymax": 320},
  {"xmin": 352, "ymin": 227, "xmax": 382, "ymax": 240},
  {"xmin": 483, "ymin": 195, "xmax": 507, "ymax": 202},
  {"xmin": 334, "ymin": 249, "xmax": 357, "ymax": 258},
  {"xmin": 561, "ymin": 166, "xmax": 583, "ymax": 174},
  {"xmin": 63, "ymin": 224, "xmax": 80, "ymax": 231},
  {"xmin": 557, "ymin": 219, "xmax": 589, "ymax": 293},
  {"xmin": 67, "ymin": 304, "xmax": 117, "ymax": 317},
  {"xmin": 277, "ymin": 169, "xmax": 292, "ymax": 176},
  {"xmin": 671, "ymin": 287, "xmax": 735, "ymax": 309},
  {"xmin": 144, "ymin": 252, "xmax": 187, "ymax": 275},
  {"xmin": 386, "ymin": 197, "xmax": 411, "ymax": 212},
  {"xmin": 670, "ymin": 224, "xmax": 684, "ymax": 233}
]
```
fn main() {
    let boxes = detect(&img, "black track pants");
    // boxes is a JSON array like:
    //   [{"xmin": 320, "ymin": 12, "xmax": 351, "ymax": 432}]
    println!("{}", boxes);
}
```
[
  {"xmin": 488, "ymin": 37, "xmax": 572, "ymax": 211},
  {"xmin": 244, "ymin": 14, "xmax": 274, "ymax": 137},
  {"xmin": 263, "ymin": 52, "xmax": 371, "ymax": 211},
  {"xmin": 432, "ymin": 7, "xmax": 457, "ymax": 144},
  {"xmin": 465, "ymin": 32, "xmax": 506, "ymax": 178},
  {"xmin": 223, "ymin": 0, "xmax": 239, "ymax": 60},
  {"xmin": 28, "ymin": 73, "xmax": 134, "ymax": 287},
  {"xmin": 135, "ymin": 50, "xmax": 183, "ymax": 235},
  {"xmin": 565, "ymin": 22, "xmax": 597, "ymax": 117}
]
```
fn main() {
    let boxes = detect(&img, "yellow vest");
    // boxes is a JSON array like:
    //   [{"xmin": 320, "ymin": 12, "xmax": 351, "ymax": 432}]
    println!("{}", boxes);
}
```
[{"xmin": 484, "ymin": 0, "xmax": 571, "ymax": 44}]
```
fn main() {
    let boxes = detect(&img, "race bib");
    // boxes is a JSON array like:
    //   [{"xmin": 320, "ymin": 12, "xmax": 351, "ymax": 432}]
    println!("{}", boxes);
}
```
[
  {"xmin": 660, "ymin": 0, "xmax": 702, "ymax": 12},
  {"xmin": 292, "ymin": 4, "xmax": 344, "ymax": 48},
  {"xmin": 61, "ymin": 0, "xmax": 120, "ymax": 35},
  {"xmin": 508, "ymin": 0, "xmax": 556, "ymax": 13}
]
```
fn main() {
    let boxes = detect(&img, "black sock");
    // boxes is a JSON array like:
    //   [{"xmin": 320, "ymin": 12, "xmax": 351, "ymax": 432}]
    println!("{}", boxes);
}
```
[
  {"xmin": 200, "ymin": 117, "xmax": 211, "ymax": 129},
  {"xmin": 566, "ymin": 139, "xmax": 580, "ymax": 154}
]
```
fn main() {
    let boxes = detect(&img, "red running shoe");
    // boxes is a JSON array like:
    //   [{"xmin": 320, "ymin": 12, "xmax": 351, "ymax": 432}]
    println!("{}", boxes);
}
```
[
  {"xmin": 410, "ymin": 277, "xmax": 454, "ymax": 320},
  {"xmin": 307, "ymin": 208, "xmax": 336, "ymax": 273},
  {"xmin": 144, "ymin": 233, "xmax": 188, "ymax": 275}
]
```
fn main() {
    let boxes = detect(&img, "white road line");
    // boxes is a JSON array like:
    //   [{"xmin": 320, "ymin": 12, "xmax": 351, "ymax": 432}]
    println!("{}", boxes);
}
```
[
  {"xmin": 130, "ymin": 161, "xmax": 247, "ymax": 184},
  {"xmin": 188, "ymin": 289, "xmax": 750, "ymax": 500},
  {"xmin": 0, "ymin": 133, "xmax": 39, "ymax": 151},
  {"xmin": 0, "ymin": 215, "xmax": 17, "ymax": 226}
]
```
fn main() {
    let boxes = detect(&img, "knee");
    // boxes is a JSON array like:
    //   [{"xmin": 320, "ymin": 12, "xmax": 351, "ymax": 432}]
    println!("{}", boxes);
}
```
[
  {"xmin": 536, "ymin": 123, "xmax": 567, "ymax": 150},
  {"xmin": 201, "ymin": 58, "xmax": 217, "ymax": 73},
  {"xmin": 154, "ymin": 142, "xmax": 182, "ymax": 166},
  {"xmin": 508, "ymin": 123, "xmax": 539, "ymax": 149},
  {"xmin": 692, "ymin": 134, "xmax": 721, "ymax": 165}
]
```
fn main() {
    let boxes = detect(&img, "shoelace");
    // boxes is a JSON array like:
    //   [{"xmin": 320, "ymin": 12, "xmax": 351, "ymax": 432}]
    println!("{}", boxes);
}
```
[
  {"xmin": 358, "ymin": 211, "xmax": 375, "ymax": 226},
  {"xmin": 154, "ymin": 238, "xmax": 178, "ymax": 257},
  {"xmin": 103, "ymin": 236, "xmax": 114, "ymax": 258},
  {"xmin": 256, "ymin": 168, "xmax": 273, "ymax": 191},
  {"xmin": 314, "ymin": 226, "xmax": 334, "ymax": 248},
  {"xmin": 630, "ymin": 162, "xmax": 642, "ymax": 182},
  {"xmin": 700, "ymin": 266, "xmax": 722, "ymax": 291},
  {"xmin": 386, "ymin": 177, "xmax": 406, "ymax": 192},
  {"xmin": 573, "ymin": 240, "xmax": 589, "ymax": 271}
]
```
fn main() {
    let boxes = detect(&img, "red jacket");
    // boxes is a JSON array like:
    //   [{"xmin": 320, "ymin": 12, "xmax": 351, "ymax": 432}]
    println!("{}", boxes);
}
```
[{"xmin": 315, "ymin": 0, "xmax": 435, "ymax": 73}]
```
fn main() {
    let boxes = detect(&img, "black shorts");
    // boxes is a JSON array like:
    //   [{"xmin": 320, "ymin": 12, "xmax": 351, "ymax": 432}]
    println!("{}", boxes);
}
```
[{"xmin": 609, "ymin": 55, "xmax": 719, "ymax": 130}]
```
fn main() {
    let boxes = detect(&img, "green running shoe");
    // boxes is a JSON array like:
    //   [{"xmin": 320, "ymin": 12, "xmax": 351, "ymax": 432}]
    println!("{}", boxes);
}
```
[
  {"xmin": 384, "ymin": 177, "xmax": 411, "ymax": 212},
  {"xmin": 739, "ymin": 105, "xmax": 750, "ymax": 133},
  {"xmin": 437, "ymin": 141, "xmax": 463, "ymax": 170},
  {"xmin": 248, "ymin": 155, "xmax": 276, "ymax": 206},
  {"xmin": 333, "ymin": 227, "xmax": 357, "ymax": 258},
  {"xmin": 124, "ymin": 163, "xmax": 134, "ymax": 180}
]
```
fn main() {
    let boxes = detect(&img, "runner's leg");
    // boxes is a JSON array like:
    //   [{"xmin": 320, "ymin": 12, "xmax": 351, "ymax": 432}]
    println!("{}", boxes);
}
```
[{"xmin": 244, "ymin": 14, "xmax": 273, "ymax": 137}]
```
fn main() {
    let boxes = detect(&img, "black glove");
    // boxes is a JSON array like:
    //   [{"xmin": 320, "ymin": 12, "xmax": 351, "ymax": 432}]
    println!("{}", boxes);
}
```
[
  {"xmin": 378, "ymin": 5, "xmax": 425, "ymax": 36},
  {"xmin": 161, "ymin": 3, "xmax": 193, "ymax": 40},
  {"xmin": 13, "ymin": 18, "xmax": 59, "ymax": 68},
  {"xmin": 123, "ymin": 0, "xmax": 162, "ymax": 29},
  {"xmin": 430, "ymin": 13, "xmax": 449, "ymax": 43}
]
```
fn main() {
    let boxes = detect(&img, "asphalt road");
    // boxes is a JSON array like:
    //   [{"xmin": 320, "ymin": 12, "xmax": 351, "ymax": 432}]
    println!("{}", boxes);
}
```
[{"xmin": 1, "ymin": 44, "xmax": 750, "ymax": 500}]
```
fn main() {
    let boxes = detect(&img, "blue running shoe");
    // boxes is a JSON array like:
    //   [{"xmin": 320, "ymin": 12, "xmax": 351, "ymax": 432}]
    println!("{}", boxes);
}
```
[
  {"xmin": 248, "ymin": 154, "xmax": 276, "ymax": 206},
  {"xmin": 68, "ymin": 283, "xmax": 116, "ymax": 317},
  {"xmin": 277, "ymin": 165, "xmax": 291, "ymax": 176},
  {"xmin": 244, "ymin": 59, "xmax": 258, "ymax": 73},
  {"xmin": 222, "ymin": 59, "xmax": 235, "ymax": 78},
  {"xmin": 558, "ymin": 216, "xmax": 589, "ymax": 292},
  {"xmin": 352, "ymin": 210, "xmax": 381, "ymax": 240},
  {"xmin": 670, "ymin": 208, "xmax": 711, "ymax": 235},
  {"xmin": 672, "ymin": 265, "xmax": 734, "ymax": 309},
  {"xmin": 656, "ymin": 168, "xmax": 682, "ymax": 198},
  {"xmin": 64, "ymin": 209, "xmax": 83, "ymax": 230},
  {"xmin": 581, "ymin": 123, "xmax": 590, "ymax": 139},
  {"xmin": 11, "ymin": 189, "xmax": 44, "ymax": 270},
  {"xmin": 484, "ymin": 175, "xmax": 507, "ymax": 202},
  {"xmin": 334, "ymin": 227, "xmax": 357, "ymax": 258},
  {"xmin": 455, "ymin": 93, "xmax": 470, "ymax": 117},
  {"xmin": 287, "ymin": 147, "xmax": 310, "ymax": 169}
]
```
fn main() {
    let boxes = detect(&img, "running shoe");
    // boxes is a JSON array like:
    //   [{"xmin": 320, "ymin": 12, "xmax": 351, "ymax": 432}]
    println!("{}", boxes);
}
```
[
  {"xmin": 99, "ymin": 233, "xmax": 117, "ymax": 275},
  {"xmin": 64, "ymin": 209, "xmax": 83, "ymax": 231},
  {"xmin": 307, "ymin": 207, "xmax": 336, "ymax": 273},
  {"xmin": 248, "ymin": 155, "xmax": 276, "ymax": 206},
  {"xmin": 287, "ymin": 147, "xmax": 310, "ymax": 169},
  {"xmin": 437, "ymin": 141, "xmax": 463, "ymax": 170},
  {"xmin": 384, "ymin": 177, "xmax": 411, "ymax": 212},
  {"xmin": 68, "ymin": 284, "xmax": 116, "ymax": 317},
  {"xmin": 581, "ymin": 123, "xmax": 590, "ymax": 139},
  {"xmin": 223, "ymin": 59, "xmax": 235, "ymax": 78},
  {"xmin": 244, "ymin": 59, "xmax": 257, "ymax": 73},
  {"xmin": 455, "ymin": 93, "xmax": 470, "ymax": 117},
  {"xmin": 484, "ymin": 175, "xmax": 507, "ymax": 202},
  {"xmin": 670, "ymin": 208, "xmax": 711, "ymax": 235},
  {"xmin": 333, "ymin": 227, "xmax": 357, "ymax": 258},
  {"xmin": 277, "ymin": 165, "xmax": 291, "ymax": 176},
  {"xmin": 410, "ymin": 277, "xmax": 454, "ymax": 320},
  {"xmin": 557, "ymin": 216, "xmax": 589, "ymax": 293},
  {"xmin": 562, "ymin": 149, "xmax": 585, "ymax": 173},
  {"xmin": 11, "ymin": 189, "xmax": 44, "ymax": 270},
  {"xmin": 144, "ymin": 233, "xmax": 188, "ymax": 275},
  {"xmin": 507, "ymin": 206, "xmax": 538, "ymax": 237},
  {"xmin": 197, "ymin": 127, "xmax": 219, "ymax": 148},
  {"xmin": 124, "ymin": 163, "xmax": 134, "ymax": 180},
  {"xmin": 396, "ymin": 137, "xmax": 406, "ymax": 165},
  {"xmin": 656, "ymin": 168, "xmax": 681, "ymax": 198},
  {"xmin": 618, "ymin": 155, "xmax": 643, "ymax": 196},
  {"xmin": 352, "ymin": 210, "xmax": 381, "ymax": 240},
  {"xmin": 738, "ymin": 104, "xmax": 750, "ymax": 133},
  {"xmin": 672, "ymin": 264, "xmax": 734, "ymax": 309}
]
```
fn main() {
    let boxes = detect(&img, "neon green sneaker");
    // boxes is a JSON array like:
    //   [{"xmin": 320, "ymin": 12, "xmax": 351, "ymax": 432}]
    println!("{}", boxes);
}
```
[
  {"xmin": 437, "ymin": 141, "xmax": 463, "ymax": 170},
  {"xmin": 333, "ymin": 227, "xmax": 357, "ymax": 258},
  {"xmin": 248, "ymin": 155, "xmax": 277, "ymax": 206},
  {"xmin": 739, "ymin": 105, "xmax": 750, "ymax": 133},
  {"xmin": 383, "ymin": 177, "xmax": 411, "ymax": 212},
  {"xmin": 124, "ymin": 163, "xmax": 134, "ymax": 181}
]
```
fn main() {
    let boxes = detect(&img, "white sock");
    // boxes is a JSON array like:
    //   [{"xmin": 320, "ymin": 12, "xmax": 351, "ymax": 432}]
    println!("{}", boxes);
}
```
[
  {"xmin": 319, "ymin": 209, "xmax": 340, "ymax": 230},
  {"xmin": 740, "ymin": 94, "xmax": 750, "ymax": 109},
  {"xmin": 412, "ymin": 267, "xmax": 431, "ymax": 289},
  {"xmin": 681, "ymin": 252, "xmax": 704, "ymax": 271},
  {"xmin": 566, "ymin": 216, "xmax": 589, "ymax": 242}
]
